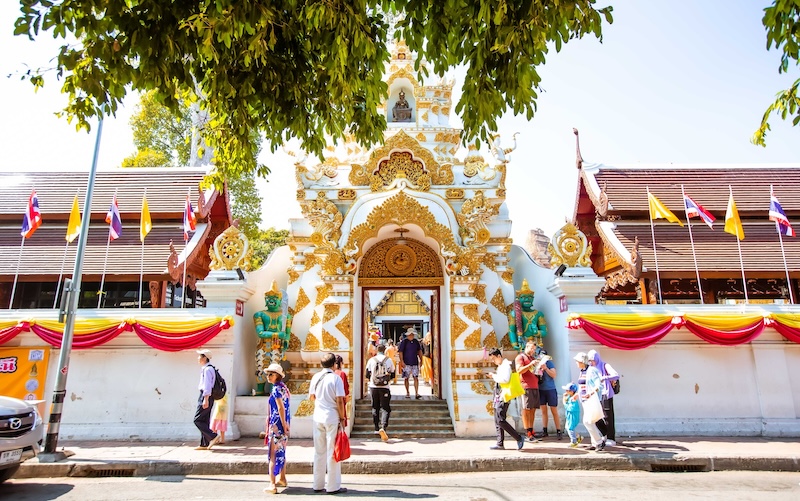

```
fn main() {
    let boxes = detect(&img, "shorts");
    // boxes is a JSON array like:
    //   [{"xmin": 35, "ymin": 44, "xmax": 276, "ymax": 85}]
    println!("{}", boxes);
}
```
[
  {"xmin": 520, "ymin": 388, "xmax": 540, "ymax": 409},
  {"xmin": 539, "ymin": 388, "xmax": 558, "ymax": 407},
  {"xmin": 401, "ymin": 365, "xmax": 420, "ymax": 379}
]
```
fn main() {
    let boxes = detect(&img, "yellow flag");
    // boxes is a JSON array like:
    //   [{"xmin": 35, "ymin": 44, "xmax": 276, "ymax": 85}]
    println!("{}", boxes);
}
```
[
  {"xmin": 648, "ymin": 192, "xmax": 684, "ymax": 226},
  {"xmin": 724, "ymin": 194, "xmax": 744, "ymax": 240},
  {"xmin": 66, "ymin": 196, "xmax": 81, "ymax": 243},
  {"xmin": 140, "ymin": 196, "xmax": 152, "ymax": 242}
]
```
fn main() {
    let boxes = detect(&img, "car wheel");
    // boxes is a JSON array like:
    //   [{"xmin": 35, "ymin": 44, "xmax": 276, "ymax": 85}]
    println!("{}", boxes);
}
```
[{"xmin": 0, "ymin": 465, "xmax": 20, "ymax": 483}]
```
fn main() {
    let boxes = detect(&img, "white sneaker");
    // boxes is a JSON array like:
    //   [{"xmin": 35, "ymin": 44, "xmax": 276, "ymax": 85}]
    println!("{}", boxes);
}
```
[{"xmin": 606, "ymin": 439, "xmax": 616, "ymax": 446}]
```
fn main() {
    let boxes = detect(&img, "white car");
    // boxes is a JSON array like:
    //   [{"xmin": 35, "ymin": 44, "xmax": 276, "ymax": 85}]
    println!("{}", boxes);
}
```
[{"xmin": 0, "ymin": 396, "xmax": 44, "ymax": 483}]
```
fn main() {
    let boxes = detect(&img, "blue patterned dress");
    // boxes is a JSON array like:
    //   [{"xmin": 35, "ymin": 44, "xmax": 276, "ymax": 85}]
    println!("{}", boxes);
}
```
[{"xmin": 266, "ymin": 381, "xmax": 291, "ymax": 476}]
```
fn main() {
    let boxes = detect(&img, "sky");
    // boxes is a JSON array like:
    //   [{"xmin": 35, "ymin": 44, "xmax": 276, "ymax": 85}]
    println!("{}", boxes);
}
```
[{"xmin": 1, "ymin": 1, "xmax": 798, "ymax": 245}]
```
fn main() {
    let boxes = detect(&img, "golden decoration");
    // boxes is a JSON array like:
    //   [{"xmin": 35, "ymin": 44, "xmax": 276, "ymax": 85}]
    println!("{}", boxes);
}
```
[
  {"xmin": 517, "ymin": 278, "xmax": 533, "ymax": 296},
  {"xmin": 451, "ymin": 309, "xmax": 468, "ymax": 345},
  {"xmin": 359, "ymin": 276, "xmax": 444, "ymax": 287},
  {"xmin": 265, "ymin": 280, "xmax": 283, "ymax": 300},
  {"xmin": 304, "ymin": 253, "xmax": 318, "ymax": 271},
  {"xmin": 463, "ymin": 154, "xmax": 489, "ymax": 178},
  {"xmin": 500, "ymin": 332, "xmax": 514, "ymax": 351},
  {"xmin": 338, "ymin": 189, "xmax": 356, "ymax": 200},
  {"xmin": 322, "ymin": 329, "xmax": 340, "ymax": 350},
  {"xmin": 297, "ymin": 189, "xmax": 305, "ymax": 200},
  {"xmin": 496, "ymin": 189, "xmax": 506, "ymax": 198},
  {"xmin": 304, "ymin": 332, "xmax": 320, "ymax": 351},
  {"xmin": 301, "ymin": 192, "xmax": 343, "ymax": 249},
  {"xmin": 490, "ymin": 288, "xmax": 506, "ymax": 314},
  {"xmin": 475, "ymin": 284, "xmax": 487, "ymax": 305},
  {"xmin": 501, "ymin": 269, "xmax": 514, "ymax": 284},
  {"xmin": 464, "ymin": 303, "xmax": 480, "ymax": 324},
  {"xmin": 464, "ymin": 327, "xmax": 482, "ymax": 350},
  {"xmin": 385, "ymin": 66, "xmax": 421, "ymax": 91},
  {"xmin": 483, "ymin": 331, "xmax": 499, "ymax": 348},
  {"xmin": 287, "ymin": 380, "xmax": 310, "ymax": 394},
  {"xmin": 288, "ymin": 306, "xmax": 295, "ymax": 317},
  {"xmin": 457, "ymin": 190, "xmax": 499, "ymax": 247},
  {"xmin": 486, "ymin": 401, "xmax": 495, "ymax": 416},
  {"xmin": 295, "ymin": 399, "xmax": 315, "ymax": 417},
  {"xmin": 349, "ymin": 130, "xmax": 453, "ymax": 186},
  {"xmin": 445, "ymin": 188, "xmax": 465, "ymax": 199},
  {"xmin": 548, "ymin": 221, "xmax": 593, "ymax": 268},
  {"xmin": 384, "ymin": 243, "xmax": 418, "ymax": 276},
  {"xmin": 288, "ymin": 332, "xmax": 302, "ymax": 351},
  {"xmin": 295, "ymin": 287, "xmax": 310, "ymax": 312},
  {"xmin": 481, "ymin": 308, "xmax": 492, "ymax": 325},
  {"xmin": 315, "ymin": 284, "xmax": 331, "ymax": 306},
  {"xmin": 287, "ymin": 267, "xmax": 299, "ymax": 285},
  {"xmin": 335, "ymin": 310, "xmax": 352, "ymax": 343},
  {"xmin": 208, "ymin": 225, "xmax": 252, "ymax": 271},
  {"xmin": 416, "ymin": 132, "xmax": 426, "ymax": 141},
  {"xmin": 421, "ymin": 111, "xmax": 429, "ymax": 122},
  {"xmin": 310, "ymin": 311, "xmax": 321, "ymax": 327},
  {"xmin": 323, "ymin": 303, "xmax": 340, "ymax": 325},
  {"xmin": 471, "ymin": 381, "xmax": 493, "ymax": 395},
  {"xmin": 343, "ymin": 190, "xmax": 478, "ymax": 277},
  {"xmin": 371, "ymin": 151, "xmax": 431, "ymax": 191}
]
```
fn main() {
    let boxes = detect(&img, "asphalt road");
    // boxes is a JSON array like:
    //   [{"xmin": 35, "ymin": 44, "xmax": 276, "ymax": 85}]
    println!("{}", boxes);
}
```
[{"xmin": 4, "ymin": 471, "xmax": 799, "ymax": 500}]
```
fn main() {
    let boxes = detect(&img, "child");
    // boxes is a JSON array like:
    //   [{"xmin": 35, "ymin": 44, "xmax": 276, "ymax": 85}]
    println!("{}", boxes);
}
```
[
  {"xmin": 210, "ymin": 393, "xmax": 229, "ymax": 444},
  {"xmin": 562, "ymin": 382, "xmax": 582, "ymax": 448}
]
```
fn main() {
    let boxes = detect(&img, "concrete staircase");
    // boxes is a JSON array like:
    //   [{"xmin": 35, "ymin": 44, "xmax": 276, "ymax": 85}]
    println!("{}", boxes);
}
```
[{"xmin": 350, "ymin": 396, "xmax": 455, "ymax": 439}]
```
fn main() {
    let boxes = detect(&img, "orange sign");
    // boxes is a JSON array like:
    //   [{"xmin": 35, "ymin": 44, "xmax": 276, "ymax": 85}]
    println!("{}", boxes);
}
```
[{"xmin": 0, "ymin": 347, "xmax": 50, "ymax": 401}]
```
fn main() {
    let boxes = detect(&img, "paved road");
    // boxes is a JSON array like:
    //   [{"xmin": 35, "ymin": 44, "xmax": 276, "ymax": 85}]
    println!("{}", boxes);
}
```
[{"xmin": 5, "ymin": 471, "xmax": 800, "ymax": 500}]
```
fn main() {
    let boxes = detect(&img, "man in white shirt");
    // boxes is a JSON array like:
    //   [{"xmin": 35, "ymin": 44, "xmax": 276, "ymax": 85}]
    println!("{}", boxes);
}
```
[
  {"xmin": 366, "ymin": 343, "xmax": 395, "ymax": 441},
  {"xmin": 194, "ymin": 349, "xmax": 221, "ymax": 450},
  {"xmin": 487, "ymin": 348, "xmax": 525, "ymax": 451},
  {"xmin": 308, "ymin": 352, "xmax": 347, "ymax": 495}
]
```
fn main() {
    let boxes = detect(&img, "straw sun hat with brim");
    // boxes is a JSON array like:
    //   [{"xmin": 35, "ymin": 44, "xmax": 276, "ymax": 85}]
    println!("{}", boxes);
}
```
[{"xmin": 263, "ymin": 363, "xmax": 285, "ymax": 378}]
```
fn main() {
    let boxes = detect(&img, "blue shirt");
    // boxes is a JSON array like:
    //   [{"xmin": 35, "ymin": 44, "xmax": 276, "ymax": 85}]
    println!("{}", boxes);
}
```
[
  {"xmin": 539, "ymin": 360, "xmax": 556, "ymax": 391},
  {"xmin": 398, "ymin": 338, "xmax": 422, "ymax": 365}
]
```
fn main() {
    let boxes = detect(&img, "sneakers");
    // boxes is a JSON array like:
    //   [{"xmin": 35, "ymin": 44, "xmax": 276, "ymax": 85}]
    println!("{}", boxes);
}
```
[
  {"xmin": 577, "ymin": 435, "xmax": 583, "ymax": 445},
  {"xmin": 489, "ymin": 444, "xmax": 505, "ymax": 450},
  {"xmin": 606, "ymin": 439, "xmax": 617, "ymax": 446},
  {"xmin": 556, "ymin": 429, "xmax": 563, "ymax": 440},
  {"xmin": 540, "ymin": 429, "xmax": 549, "ymax": 438},
  {"xmin": 596, "ymin": 439, "xmax": 607, "ymax": 451},
  {"xmin": 526, "ymin": 430, "xmax": 538, "ymax": 442},
  {"xmin": 379, "ymin": 428, "xmax": 388, "ymax": 442},
  {"xmin": 569, "ymin": 442, "xmax": 579, "ymax": 448},
  {"xmin": 415, "ymin": 394, "xmax": 422, "ymax": 399},
  {"xmin": 516, "ymin": 437, "xmax": 525, "ymax": 450}
]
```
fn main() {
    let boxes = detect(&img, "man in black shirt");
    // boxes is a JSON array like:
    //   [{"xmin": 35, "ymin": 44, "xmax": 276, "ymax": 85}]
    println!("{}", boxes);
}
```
[{"xmin": 397, "ymin": 328, "xmax": 423, "ymax": 399}]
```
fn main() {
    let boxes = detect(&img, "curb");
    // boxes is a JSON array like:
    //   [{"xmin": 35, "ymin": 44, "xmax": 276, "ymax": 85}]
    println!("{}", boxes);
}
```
[{"xmin": 17, "ymin": 454, "xmax": 800, "ymax": 479}]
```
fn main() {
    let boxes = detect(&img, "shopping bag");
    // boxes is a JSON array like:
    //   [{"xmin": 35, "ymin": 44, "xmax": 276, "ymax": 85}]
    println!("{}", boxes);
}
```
[
  {"xmin": 500, "ymin": 372, "xmax": 525, "ymax": 403},
  {"xmin": 333, "ymin": 425, "xmax": 351, "ymax": 462},
  {"xmin": 582, "ymin": 392, "xmax": 605, "ymax": 423}
]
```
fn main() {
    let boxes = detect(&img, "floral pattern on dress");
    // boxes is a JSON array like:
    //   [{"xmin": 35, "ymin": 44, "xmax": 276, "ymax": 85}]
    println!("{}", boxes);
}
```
[{"xmin": 266, "ymin": 382, "xmax": 291, "ymax": 477}]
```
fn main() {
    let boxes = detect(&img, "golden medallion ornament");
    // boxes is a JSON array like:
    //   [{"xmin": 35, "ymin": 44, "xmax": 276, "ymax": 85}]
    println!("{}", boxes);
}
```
[
  {"xmin": 209, "ymin": 225, "xmax": 252, "ymax": 271},
  {"xmin": 548, "ymin": 221, "xmax": 593, "ymax": 268},
  {"xmin": 457, "ymin": 190, "xmax": 499, "ymax": 247}
]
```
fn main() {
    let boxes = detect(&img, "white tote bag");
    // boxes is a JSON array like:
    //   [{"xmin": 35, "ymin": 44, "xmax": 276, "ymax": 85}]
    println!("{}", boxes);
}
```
[{"xmin": 582, "ymin": 392, "xmax": 605, "ymax": 423}]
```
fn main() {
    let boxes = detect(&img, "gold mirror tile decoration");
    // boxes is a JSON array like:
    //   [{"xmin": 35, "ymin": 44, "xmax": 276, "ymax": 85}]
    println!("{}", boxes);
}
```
[
  {"xmin": 490, "ymin": 288, "xmax": 506, "ymax": 314},
  {"xmin": 295, "ymin": 399, "xmax": 315, "ymax": 417},
  {"xmin": 315, "ymin": 284, "xmax": 331, "ymax": 306},
  {"xmin": 483, "ymin": 331, "xmax": 499, "ymax": 348},
  {"xmin": 548, "ymin": 221, "xmax": 593, "ymax": 268},
  {"xmin": 303, "ymin": 332, "xmax": 320, "ymax": 351},
  {"xmin": 471, "ymin": 381, "xmax": 493, "ymax": 395},
  {"xmin": 464, "ymin": 303, "xmax": 480, "ymax": 324},
  {"xmin": 323, "ymin": 304, "xmax": 340, "ymax": 324},
  {"xmin": 322, "ymin": 329, "xmax": 340, "ymax": 350},
  {"xmin": 335, "ymin": 311, "xmax": 352, "ymax": 343},
  {"xmin": 463, "ymin": 327, "xmax": 482, "ymax": 350},
  {"xmin": 294, "ymin": 287, "xmax": 310, "ymax": 313},
  {"xmin": 288, "ymin": 332, "xmax": 302, "ymax": 351}
]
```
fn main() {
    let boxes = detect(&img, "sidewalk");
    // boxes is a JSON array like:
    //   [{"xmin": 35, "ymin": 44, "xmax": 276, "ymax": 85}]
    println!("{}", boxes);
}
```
[{"xmin": 17, "ymin": 436, "xmax": 799, "ymax": 479}]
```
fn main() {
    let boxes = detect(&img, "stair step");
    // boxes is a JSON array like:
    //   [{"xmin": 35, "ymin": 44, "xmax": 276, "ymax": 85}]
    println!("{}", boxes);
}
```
[{"xmin": 350, "ymin": 431, "xmax": 456, "ymax": 438}]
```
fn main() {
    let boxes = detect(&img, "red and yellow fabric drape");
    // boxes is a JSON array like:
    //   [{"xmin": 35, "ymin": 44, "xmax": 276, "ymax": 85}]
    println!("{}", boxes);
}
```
[
  {"xmin": 568, "ymin": 312, "xmax": 798, "ymax": 350},
  {"xmin": 0, "ymin": 317, "xmax": 233, "ymax": 351}
]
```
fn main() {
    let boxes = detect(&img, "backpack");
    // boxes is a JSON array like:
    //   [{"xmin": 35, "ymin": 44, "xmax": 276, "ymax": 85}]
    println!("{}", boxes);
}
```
[
  {"xmin": 369, "ymin": 356, "xmax": 393, "ymax": 386},
  {"xmin": 209, "ymin": 364, "xmax": 227, "ymax": 399}
]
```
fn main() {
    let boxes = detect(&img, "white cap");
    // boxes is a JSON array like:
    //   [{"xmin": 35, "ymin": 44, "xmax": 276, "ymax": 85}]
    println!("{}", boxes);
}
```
[{"xmin": 196, "ymin": 349, "xmax": 212, "ymax": 359}]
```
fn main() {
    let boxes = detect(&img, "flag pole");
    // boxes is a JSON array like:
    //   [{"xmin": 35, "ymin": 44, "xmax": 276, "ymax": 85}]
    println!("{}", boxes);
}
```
[
  {"xmin": 681, "ymin": 185, "xmax": 704, "ymax": 304},
  {"xmin": 139, "ymin": 188, "xmax": 146, "ymax": 309},
  {"xmin": 729, "ymin": 185, "xmax": 748, "ymax": 304},
  {"xmin": 182, "ymin": 188, "xmax": 190, "ymax": 309},
  {"xmin": 53, "ymin": 242, "xmax": 70, "ymax": 309},
  {"xmin": 772, "ymin": 185, "xmax": 794, "ymax": 304},
  {"xmin": 646, "ymin": 186, "xmax": 664, "ymax": 304},
  {"xmin": 97, "ymin": 188, "xmax": 117, "ymax": 308},
  {"xmin": 9, "ymin": 236, "xmax": 25, "ymax": 309}
]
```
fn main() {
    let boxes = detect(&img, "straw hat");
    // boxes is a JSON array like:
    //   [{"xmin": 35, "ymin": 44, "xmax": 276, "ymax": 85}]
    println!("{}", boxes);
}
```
[{"xmin": 263, "ymin": 363, "xmax": 285, "ymax": 378}]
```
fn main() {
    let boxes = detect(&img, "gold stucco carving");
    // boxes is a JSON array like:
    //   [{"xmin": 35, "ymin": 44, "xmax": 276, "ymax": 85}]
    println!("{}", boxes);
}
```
[
  {"xmin": 304, "ymin": 253, "xmax": 318, "ymax": 270},
  {"xmin": 416, "ymin": 132, "xmax": 426, "ymax": 142},
  {"xmin": 287, "ymin": 380, "xmax": 310, "ymax": 395},
  {"xmin": 445, "ymin": 188, "xmax": 465, "ymax": 199},
  {"xmin": 208, "ymin": 225, "xmax": 252, "ymax": 271},
  {"xmin": 338, "ymin": 189, "xmax": 356, "ymax": 200},
  {"xmin": 287, "ymin": 267, "xmax": 299, "ymax": 285},
  {"xmin": 486, "ymin": 401, "xmax": 494, "ymax": 416},
  {"xmin": 490, "ymin": 288, "xmax": 506, "ymax": 314},
  {"xmin": 496, "ymin": 189, "xmax": 506, "ymax": 198},
  {"xmin": 315, "ymin": 284, "xmax": 331, "ymax": 306},
  {"xmin": 322, "ymin": 328, "xmax": 340, "ymax": 350},
  {"xmin": 483, "ymin": 331, "xmax": 499, "ymax": 349},
  {"xmin": 349, "ymin": 131, "xmax": 453, "ymax": 187},
  {"xmin": 297, "ymin": 189, "xmax": 305, "ymax": 200},
  {"xmin": 475, "ymin": 284, "xmax": 487, "ymax": 305},
  {"xmin": 471, "ymin": 381, "xmax": 493, "ymax": 395},
  {"xmin": 501, "ymin": 267, "xmax": 514, "ymax": 284},
  {"xmin": 323, "ymin": 304, "xmax": 340, "ymax": 324},
  {"xmin": 371, "ymin": 151, "xmax": 431, "ymax": 191},
  {"xmin": 310, "ymin": 311, "xmax": 321, "ymax": 327},
  {"xmin": 464, "ymin": 328, "xmax": 482, "ymax": 350},
  {"xmin": 549, "ymin": 221, "xmax": 593, "ymax": 268},
  {"xmin": 301, "ymin": 192, "xmax": 343, "ymax": 250},
  {"xmin": 385, "ymin": 243, "xmax": 418, "ymax": 275},
  {"xmin": 288, "ymin": 332, "xmax": 302, "ymax": 351},
  {"xmin": 457, "ymin": 190, "xmax": 499, "ymax": 247},
  {"xmin": 481, "ymin": 308, "xmax": 492, "ymax": 325},
  {"xmin": 295, "ymin": 399, "xmax": 314, "ymax": 417},
  {"xmin": 295, "ymin": 287, "xmax": 310, "ymax": 312},
  {"xmin": 464, "ymin": 304, "xmax": 480, "ymax": 324},
  {"xmin": 304, "ymin": 332, "xmax": 320, "ymax": 351},
  {"xmin": 451, "ymin": 310, "xmax": 468, "ymax": 346},
  {"xmin": 358, "ymin": 238, "xmax": 443, "ymax": 283},
  {"xmin": 500, "ymin": 332, "xmax": 514, "ymax": 351},
  {"xmin": 386, "ymin": 66, "xmax": 421, "ymax": 91},
  {"xmin": 335, "ymin": 310, "xmax": 352, "ymax": 343}
]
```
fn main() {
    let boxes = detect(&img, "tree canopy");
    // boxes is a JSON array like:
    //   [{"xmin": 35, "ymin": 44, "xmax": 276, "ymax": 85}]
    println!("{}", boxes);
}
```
[
  {"xmin": 752, "ymin": 0, "xmax": 800, "ymax": 146},
  {"xmin": 15, "ymin": 1, "xmax": 613, "ymax": 184}
]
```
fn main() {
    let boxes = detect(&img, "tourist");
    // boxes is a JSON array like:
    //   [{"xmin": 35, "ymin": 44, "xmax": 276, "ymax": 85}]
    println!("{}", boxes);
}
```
[
  {"xmin": 385, "ymin": 339, "xmax": 398, "ymax": 384},
  {"xmin": 209, "ymin": 392, "xmax": 228, "ymax": 444},
  {"xmin": 561, "ymin": 382, "xmax": 582, "ymax": 447},
  {"xmin": 309, "ymin": 352, "xmax": 347, "ymax": 495},
  {"xmin": 537, "ymin": 348, "xmax": 563, "ymax": 439},
  {"xmin": 193, "ymin": 349, "xmax": 220, "ymax": 450},
  {"xmin": 575, "ymin": 352, "xmax": 606, "ymax": 451},
  {"xmin": 366, "ymin": 343, "xmax": 395, "ymax": 441},
  {"xmin": 514, "ymin": 340, "xmax": 540, "ymax": 442},
  {"xmin": 487, "ymin": 348, "xmax": 525, "ymax": 451},
  {"xmin": 587, "ymin": 349, "xmax": 620, "ymax": 445},
  {"xmin": 397, "ymin": 328, "xmax": 423, "ymax": 399},
  {"xmin": 264, "ymin": 363, "xmax": 290, "ymax": 494},
  {"xmin": 421, "ymin": 332, "xmax": 433, "ymax": 386},
  {"xmin": 333, "ymin": 354, "xmax": 349, "ymax": 425}
]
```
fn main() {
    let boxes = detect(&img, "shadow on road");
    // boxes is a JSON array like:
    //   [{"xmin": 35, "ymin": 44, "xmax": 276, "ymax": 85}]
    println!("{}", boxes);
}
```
[{"xmin": 3, "ymin": 481, "xmax": 74, "ymax": 500}]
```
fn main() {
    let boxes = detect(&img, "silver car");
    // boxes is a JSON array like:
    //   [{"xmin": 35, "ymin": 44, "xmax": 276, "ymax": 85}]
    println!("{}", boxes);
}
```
[{"xmin": 0, "ymin": 396, "xmax": 44, "ymax": 483}]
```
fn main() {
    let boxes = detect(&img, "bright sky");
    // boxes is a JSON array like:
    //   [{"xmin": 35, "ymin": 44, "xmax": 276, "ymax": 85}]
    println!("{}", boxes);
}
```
[{"xmin": 1, "ymin": 1, "xmax": 798, "ymax": 245}]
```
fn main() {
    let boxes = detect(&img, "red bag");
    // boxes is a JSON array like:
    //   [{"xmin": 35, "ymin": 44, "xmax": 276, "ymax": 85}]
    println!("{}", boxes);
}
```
[{"xmin": 333, "ymin": 425, "xmax": 350, "ymax": 462}]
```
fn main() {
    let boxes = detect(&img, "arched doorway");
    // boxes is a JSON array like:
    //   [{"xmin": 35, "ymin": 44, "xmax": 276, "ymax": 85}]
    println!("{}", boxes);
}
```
[{"xmin": 357, "ymin": 236, "xmax": 443, "ymax": 399}]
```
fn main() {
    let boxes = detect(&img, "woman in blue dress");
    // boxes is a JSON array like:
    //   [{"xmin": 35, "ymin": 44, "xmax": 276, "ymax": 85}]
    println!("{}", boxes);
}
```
[{"xmin": 264, "ymin": 363, "xmax": 291, "ymax": 494}]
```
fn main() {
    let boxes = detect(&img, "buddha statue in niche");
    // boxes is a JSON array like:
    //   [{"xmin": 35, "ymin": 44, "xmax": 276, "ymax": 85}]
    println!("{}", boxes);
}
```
[{"xmin": 392, "ymin": 89, "xmax": 413, "ymax": 122}]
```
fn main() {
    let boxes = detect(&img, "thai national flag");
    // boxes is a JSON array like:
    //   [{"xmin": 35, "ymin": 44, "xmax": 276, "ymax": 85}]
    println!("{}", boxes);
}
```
[
  {"xmin": 21, "ymin": 190, "xmax": 42, "ymax": 238},
  {"xmin": 105, "ymin": 196, "xmax": 122, "ymax": 241},
  {"xmin": 770, "ymin": 192, "xmax": 795, "ymax": 237},
  {"xmin": 183, "ymin": 195, "xmax": 197, "ymax": 240},
  {"xmin": 684, "ymin": 195, "xmax": 715, "ymax": 229}
]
